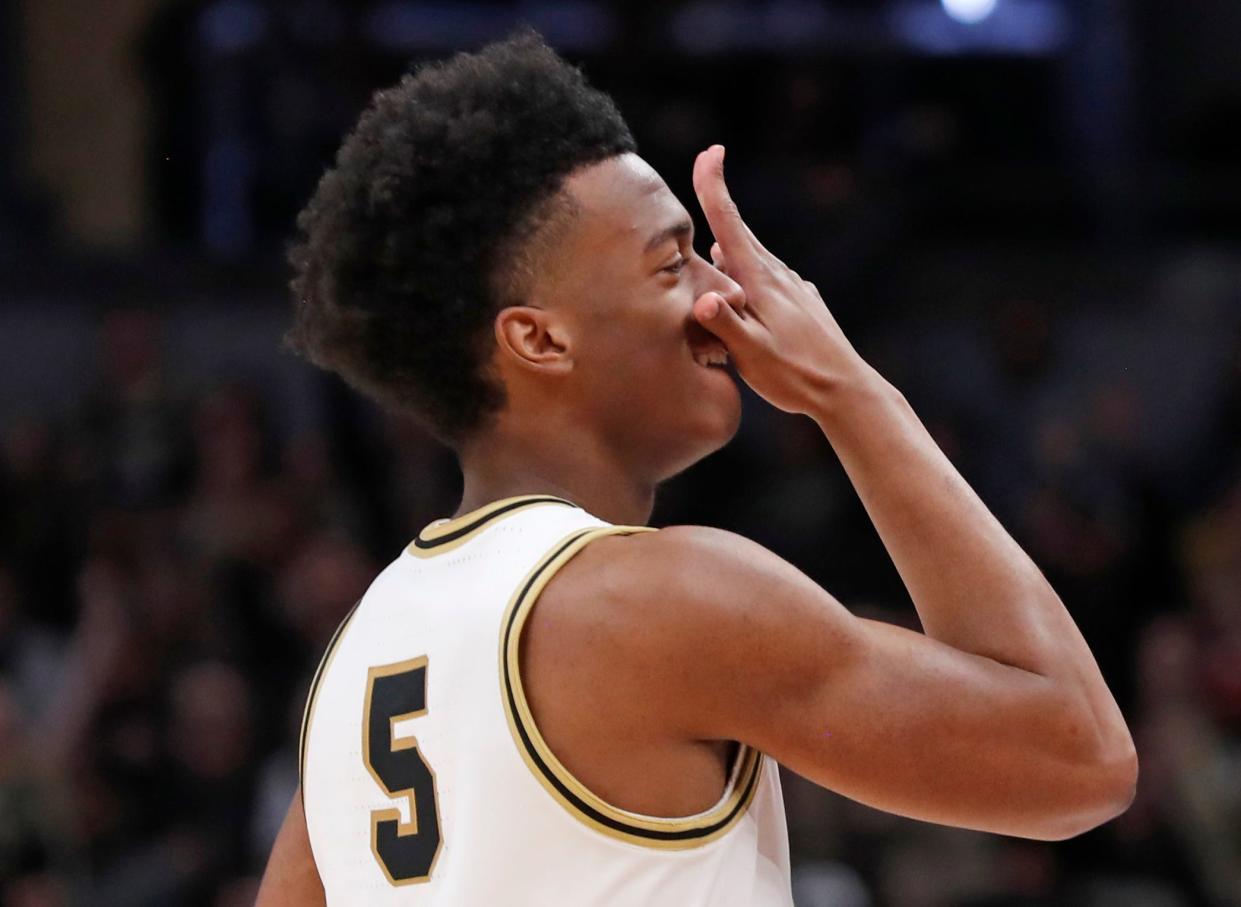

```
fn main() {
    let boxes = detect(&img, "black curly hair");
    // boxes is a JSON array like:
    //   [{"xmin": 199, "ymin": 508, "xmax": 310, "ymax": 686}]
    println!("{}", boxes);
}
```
[{"xmin": 284, "ymin": 27, "xmax": 637, "ymax": 446}]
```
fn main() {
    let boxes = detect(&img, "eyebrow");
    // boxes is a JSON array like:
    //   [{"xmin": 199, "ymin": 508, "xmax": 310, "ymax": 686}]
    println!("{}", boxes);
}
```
[{"xmin": 643, "ymin": 219, "xmax": 694, "ymax": 255}]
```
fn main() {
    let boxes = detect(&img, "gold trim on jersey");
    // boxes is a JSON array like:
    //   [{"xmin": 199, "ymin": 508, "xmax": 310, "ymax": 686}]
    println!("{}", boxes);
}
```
[
  {"xmin": 499, "ymin": 526, "xmax": 764, "ymax": 850},
  {"xmin": 299, "ymin": 596, "xmax": 364, "ymax": 798},
  {"xmin": 407, "ymin": 494, "xmax": 579, "ymax": 559}
]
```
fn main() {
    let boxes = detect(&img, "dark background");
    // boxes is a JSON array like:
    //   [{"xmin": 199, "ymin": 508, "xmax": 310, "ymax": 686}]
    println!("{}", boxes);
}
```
[{"xmin": 1, "ymin": 1, "xmax": 1239, "ymax": 905}]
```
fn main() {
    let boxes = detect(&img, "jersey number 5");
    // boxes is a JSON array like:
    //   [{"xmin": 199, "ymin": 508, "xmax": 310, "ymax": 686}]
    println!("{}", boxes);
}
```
[{"xmin": 363, "ymin": 657, "xmax": 443, "ymax": 884}]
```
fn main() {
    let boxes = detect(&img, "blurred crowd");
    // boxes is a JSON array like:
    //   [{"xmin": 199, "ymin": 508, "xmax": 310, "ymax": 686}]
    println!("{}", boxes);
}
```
[
  {"xmin": 0, "ymin": 308, "xmax": 401, "ymax": 905},
  {"xmin": 1, "ymin": 249, "xmax": 1239, "ymax": 906},
  {"xmin": 4, "ymin": 2, "xmax": 1241, "ymax": 904}
]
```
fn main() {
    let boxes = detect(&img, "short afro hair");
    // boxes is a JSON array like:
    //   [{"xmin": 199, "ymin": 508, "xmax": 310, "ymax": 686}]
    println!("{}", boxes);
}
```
[{"xmin": 285, "ymin": 27, "xmax": 637, "ymax": 445}]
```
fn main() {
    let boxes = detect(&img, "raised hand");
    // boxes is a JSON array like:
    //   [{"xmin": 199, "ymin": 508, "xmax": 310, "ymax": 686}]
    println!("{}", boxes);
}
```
[{"xmin": 691, "ymin": 144, "xmax": 871, "ymax": 415}]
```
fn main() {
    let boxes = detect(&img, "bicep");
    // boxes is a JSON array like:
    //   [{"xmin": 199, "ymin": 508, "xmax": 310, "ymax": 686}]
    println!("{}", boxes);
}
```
[
  {"xmin": 741, "ymin": 614, "xmax": 1110, "ymax": 840},
  {"xmin": 620, "ymin": 527, "xmax": 1125, "ymax": 841},
  {"xmin": 256, "ymin": 790, "xmax": 325, "ymax": 907}
]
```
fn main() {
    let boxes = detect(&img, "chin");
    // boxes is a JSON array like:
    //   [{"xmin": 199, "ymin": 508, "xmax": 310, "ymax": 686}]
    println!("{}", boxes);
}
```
[
  {"xmin": 657, "ymin": 379, "xmax": 743, "ymax": 479},
  {"xmin": 710, "ymin": 382, "xmax": 744, "ymax": 446}
]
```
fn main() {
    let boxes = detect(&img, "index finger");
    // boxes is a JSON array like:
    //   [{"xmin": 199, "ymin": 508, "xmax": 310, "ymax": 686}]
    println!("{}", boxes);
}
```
[{"xmin": 692, "ymin": 145, "xmax": 766, "ymax": 266}]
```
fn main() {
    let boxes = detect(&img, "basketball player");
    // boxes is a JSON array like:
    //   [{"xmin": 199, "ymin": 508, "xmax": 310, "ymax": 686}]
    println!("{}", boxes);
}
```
[{"xmin": 256, "ymin": 29, "xmax": 1137, "ymax": 905}]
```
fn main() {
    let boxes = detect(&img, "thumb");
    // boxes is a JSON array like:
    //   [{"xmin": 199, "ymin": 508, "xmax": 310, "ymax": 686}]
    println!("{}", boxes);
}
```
[{"xmin": 693, "ymin": 292, "xmax": 749, "ymax": 345}]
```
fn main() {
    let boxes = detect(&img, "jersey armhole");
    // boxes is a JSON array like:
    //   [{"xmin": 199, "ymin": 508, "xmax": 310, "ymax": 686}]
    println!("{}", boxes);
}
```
[
  {"xmin": 498, "ymin": 525, "xmax": 764, "ymax": 851},
  {"xmin": 299, "ymin": 597, "xmax": 364, "ymax": 804}
]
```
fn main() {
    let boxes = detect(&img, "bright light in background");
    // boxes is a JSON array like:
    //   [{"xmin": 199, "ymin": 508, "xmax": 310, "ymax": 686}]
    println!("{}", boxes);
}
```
[{"xmin": 941, "ymin": 0, "xmax": 998, "ymax": 24}]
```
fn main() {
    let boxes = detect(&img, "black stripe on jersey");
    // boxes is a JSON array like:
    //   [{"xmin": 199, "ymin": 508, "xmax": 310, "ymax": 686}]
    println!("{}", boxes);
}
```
[
  {"xmin": 501, "ymin": 529, "xmax": 764, "ymax": 845},
  {"xmin": 299, "ymin": 596, "xmax": 364, "ymax": 796},
  {"xmin": 411, "ymin": 495, "xmax": 578, "ymax": 552}
]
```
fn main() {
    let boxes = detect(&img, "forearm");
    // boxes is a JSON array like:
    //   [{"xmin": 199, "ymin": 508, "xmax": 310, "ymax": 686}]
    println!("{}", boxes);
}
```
[
  {"xmin": 689, "ymin": 142, "xmax": 1133, "ymax": 793},
  {"xmin": 809, "ymin": 366, "xmax": 1133, "ymax": 762}
]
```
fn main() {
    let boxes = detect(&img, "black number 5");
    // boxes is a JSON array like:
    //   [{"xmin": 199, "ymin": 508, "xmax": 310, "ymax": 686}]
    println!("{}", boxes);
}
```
[{"xmin": 363, "ymin": 657, "xmax": 443, "ymax": 885}]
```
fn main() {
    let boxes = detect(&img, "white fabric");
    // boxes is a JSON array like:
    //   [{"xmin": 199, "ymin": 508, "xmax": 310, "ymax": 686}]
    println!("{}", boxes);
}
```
[{"xmin": 302, "ymin": 498, "xmax": 793, "ymax": 905}]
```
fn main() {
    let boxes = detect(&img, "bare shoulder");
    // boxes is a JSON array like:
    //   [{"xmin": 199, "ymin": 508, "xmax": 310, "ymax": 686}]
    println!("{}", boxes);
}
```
[
  {"xmin": 555, "ymin": 523, "xmax": 829, "ymax": 615},
  {"xmin": 537, "ymin": 525, "xmax": 823, "ymax": 650},
  {"xmin": 530, "ymin": 524, "xmax": 859, "ymax": 740},
  {"xmin": 536, "ymin": 526, "xmax": 1132, "ymax": 841},
  {"xmin": 530, "ymin": 524, "xmax": 746, "ymax": 655}
]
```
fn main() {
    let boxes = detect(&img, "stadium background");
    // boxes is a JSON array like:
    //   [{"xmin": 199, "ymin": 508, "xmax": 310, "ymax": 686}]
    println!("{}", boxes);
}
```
[{"xmin": 2, "ymin": 1, "xmax": 1240, "ymax": 904}]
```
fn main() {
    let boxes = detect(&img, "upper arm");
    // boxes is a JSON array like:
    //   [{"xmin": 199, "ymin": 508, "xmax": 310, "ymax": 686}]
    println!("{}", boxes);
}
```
[
  {"xmin": 256, "ymin": 790, "xmax": 325, "ymax": 907},
  {"xmin": 582, "ymin": 525, "xmax": 1134, "ymax": 841}
]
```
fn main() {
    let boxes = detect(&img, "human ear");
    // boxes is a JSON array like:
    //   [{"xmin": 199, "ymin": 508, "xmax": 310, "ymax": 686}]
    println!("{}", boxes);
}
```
[{"xmin": 494, "ymin": 306, "xmax": 573, "ymax": 375}]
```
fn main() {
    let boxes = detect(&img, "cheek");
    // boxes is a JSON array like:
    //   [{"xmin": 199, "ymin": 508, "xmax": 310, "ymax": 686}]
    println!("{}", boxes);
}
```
[{"xmin": 581, "ymin": 297, "xmax": 686, "ymax": 372}]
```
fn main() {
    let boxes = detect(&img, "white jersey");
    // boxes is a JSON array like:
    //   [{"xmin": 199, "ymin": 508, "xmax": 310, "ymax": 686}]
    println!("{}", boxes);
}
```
[{"xmin": 300, "ymin": 494, "xmax": 793, "ymax": 906}]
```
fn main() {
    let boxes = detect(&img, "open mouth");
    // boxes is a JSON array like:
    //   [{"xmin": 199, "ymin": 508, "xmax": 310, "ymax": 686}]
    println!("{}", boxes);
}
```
[
  {"xmin": 686, "ymin": 319, "xmax": 731, "ymax": 370},
  {"xmin": 692, "ymin": 346, "xmax": 730, "ymax": 369}
]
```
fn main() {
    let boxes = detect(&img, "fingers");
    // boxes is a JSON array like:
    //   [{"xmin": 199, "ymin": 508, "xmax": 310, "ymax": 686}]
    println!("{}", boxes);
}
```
[
  {"xmin": 710, "ymin": 241, "xmax": 727, "ymax": 273},
  {"xmin": 692, "ymin": 145, "xmax": 766, "ymax": 267},
  {"xmin": 693, "ymin": 291, "xmax": 754, "ymax": 350}
]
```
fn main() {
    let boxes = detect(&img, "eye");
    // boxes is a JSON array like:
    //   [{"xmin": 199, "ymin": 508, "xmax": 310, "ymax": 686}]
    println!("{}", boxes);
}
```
[{"xmin": 663, "ymin": 255, "xmax": 688, "ymax": 274}]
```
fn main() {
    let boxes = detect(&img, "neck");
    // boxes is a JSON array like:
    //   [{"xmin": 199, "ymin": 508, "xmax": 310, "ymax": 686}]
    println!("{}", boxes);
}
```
[{"xmin": 453, "ymin": 421, "xmax": 656, "ymax": 526}]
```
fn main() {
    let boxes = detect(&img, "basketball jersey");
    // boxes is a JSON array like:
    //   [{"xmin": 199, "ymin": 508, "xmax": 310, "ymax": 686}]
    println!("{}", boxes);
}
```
[{"xmin": 300, "ymin": 494, "xmax": 793, "ymax": 905}]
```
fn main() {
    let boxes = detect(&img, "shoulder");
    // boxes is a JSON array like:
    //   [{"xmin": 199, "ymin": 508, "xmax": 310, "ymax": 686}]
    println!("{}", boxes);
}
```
[
  {"xmin": 530, "ymin": 524, "xmax": 858, "ymax": 736},
  {"xmin": 531, "ymin": 524, "xmax": 734, "ymax": 638},
  {"xmin": 565, "ymin": 523, "xmax": 789, "ymax": 596},
  {"xmin": 557, "ymin": 523, "xmax": 835, "ymax": 631}
]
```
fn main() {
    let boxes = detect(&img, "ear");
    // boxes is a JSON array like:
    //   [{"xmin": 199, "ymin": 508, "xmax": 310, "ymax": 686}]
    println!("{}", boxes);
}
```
[{"xmin": 494, "ymin": 306, "xmax": 573, "ymax": 376}]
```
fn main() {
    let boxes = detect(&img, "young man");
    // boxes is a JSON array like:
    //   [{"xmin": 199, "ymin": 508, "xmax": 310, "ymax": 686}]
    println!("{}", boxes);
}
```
[{"xmin": 257, "ymin": 29, "xmax": 1136, "ymax": 906}]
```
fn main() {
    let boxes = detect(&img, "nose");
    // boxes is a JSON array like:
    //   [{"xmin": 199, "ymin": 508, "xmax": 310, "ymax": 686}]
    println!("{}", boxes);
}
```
[{"xmin": 697, "ymin": 253, "xmax": 746, "ymax": 311}]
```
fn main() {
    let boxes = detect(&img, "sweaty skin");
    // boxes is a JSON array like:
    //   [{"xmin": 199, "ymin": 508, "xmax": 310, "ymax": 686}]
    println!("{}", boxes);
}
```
[{"xmin": 258, "ymin": 146, "xmax": 1137, "ymax": 902}]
